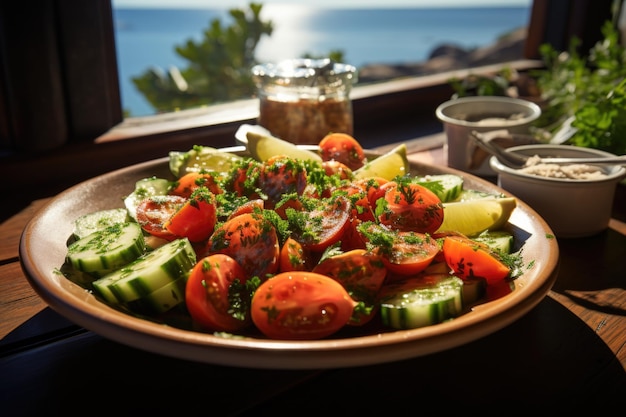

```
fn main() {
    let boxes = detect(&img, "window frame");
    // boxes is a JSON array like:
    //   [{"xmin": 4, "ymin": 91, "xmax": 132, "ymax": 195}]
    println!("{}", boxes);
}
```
[{"xmin": 0, "ymin": 0, "xmax": 619, "ymax": 205}]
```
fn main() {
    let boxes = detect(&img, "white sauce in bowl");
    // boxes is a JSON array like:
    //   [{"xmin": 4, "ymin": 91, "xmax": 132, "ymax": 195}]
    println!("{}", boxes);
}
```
[{"xmin": 519, "ymin": 155, "xmax": 608, "ymax": 179}]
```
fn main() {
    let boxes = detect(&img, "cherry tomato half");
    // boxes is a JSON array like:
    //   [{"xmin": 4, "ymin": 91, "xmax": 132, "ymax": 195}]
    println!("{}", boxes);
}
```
[
  {"xmin": 378, "ymin": 230, "xmax": 440, "ymax": 276},
  {"xmin": 279, "ymin": 237, "xmax": 311, "ymax": 272},
  {"xmin": 322, "ymin": 160, "xmax": 353, "ymax": 180},
  {"xmin": 135, "ymin": 195, "xmax": 186, "ymax": 240},
  {"xmin": 171, "ymin": 172, "xmax": 222, "ymax": 199},
  {"xmin": 442, "ymin": 235, "xmax": 510, "ymax": 284},
  {"xmin": 165, "ymin": 188, "xmax": 217, "ymax": 242},
  {"xmin": 273, "ymin": 194, "xmax": 304, "ymax": 220},
  {"xmin": 258, "ymin": 155, "xmax": 307, "ymax": 208},
  {"xmin": 186, "ymin": 254, "xmax": 252, "ymax": 332},
  {"xmin": 251, "ymin": 272, "xmax": 357, "ymax": 340},
  {"xmin": 313, "ymin": 249, "xmax": 387, "ymax": 325},
  {"xmin": 226, "ymin": 199, "xmax": 264, "ymax": 221},
  {"xmin": 290, "ymin": 195, "xmax": 351, "ymax": 252},
  {"xmin": 340, "ymin": 218, "xmax": 368, "ymax": 252},
  {"xmin": 319, "ymin": 133, "xmax": 367, "ymax": 170},
  {"xmin": 378, "ymin": 181, "xmax": 444, "ymax": 234},
  {"xmin": 205, "ymin": 212, "xmax": 279, "ymax": 279},
  {"xmin": 339, "ymin": 182, "xmax": 375, "ymax": 222},
  {"xmin": 227, "ymin": 160, "xmax": 261, "ymax": 198},
  {"xmin": 358, "ymin": 176, "xmax": 389, "ymax": 207}
]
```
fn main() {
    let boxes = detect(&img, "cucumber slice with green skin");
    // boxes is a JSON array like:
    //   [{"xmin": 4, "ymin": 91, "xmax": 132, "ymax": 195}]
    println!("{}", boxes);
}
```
[
  {"xmin": 379, "ymin": 275, "xmax": 464, "ymax": 330},
  {"xmin": 461, "ymin": 277, "xmax": 487, "ymax": 306},
  {"xmin": 66, "ymin": 222, "xmax": 145, "ymax": 274},
  {"xmin": 474, "ymin": 230, "xmax": 515, "ymax": 254},
  {"xmin": 73, "ymin": 208, "xmax": 130, "ymax": 240},
  {"xmin": 124, "ymin": 177, "xmax": 172, "ymax": 221},
  {"xmin": 453, "ymin": 189, "xmax": 506, "ymax": 202},
  {"xmin": 416, "ymin": 174, "xmax": 464, "ymax": 202},
  {"xmin": 92, "ymin": 238, "xmax": 196, "ymax": 304},
  {"xmin": 123, "ymin": 277, "xmax": 186, "ymax": 315}
]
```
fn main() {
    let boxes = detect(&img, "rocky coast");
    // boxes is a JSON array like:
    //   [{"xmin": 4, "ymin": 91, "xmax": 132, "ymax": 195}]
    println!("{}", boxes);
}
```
[{"xmin": 357, "ymin": 27, "xmax": 527, "ymax": 83}]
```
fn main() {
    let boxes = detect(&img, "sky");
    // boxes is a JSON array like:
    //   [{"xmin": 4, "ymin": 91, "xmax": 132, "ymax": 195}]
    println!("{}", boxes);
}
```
[{"xmin": 113, "ymin": 0, "xmax": 532, "ymax": 8}]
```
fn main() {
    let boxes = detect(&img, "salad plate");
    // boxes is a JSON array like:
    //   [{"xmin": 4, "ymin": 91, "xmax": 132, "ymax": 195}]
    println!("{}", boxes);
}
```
[{"xmin": 20, "ymin": 146, "xmax": 559, "ymax": 370}]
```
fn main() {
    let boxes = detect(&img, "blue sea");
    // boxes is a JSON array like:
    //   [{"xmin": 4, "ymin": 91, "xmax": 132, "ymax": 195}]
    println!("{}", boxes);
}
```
[{"xmin": 113, "ymin": 5, "xmax": 531, "ymax": 116}]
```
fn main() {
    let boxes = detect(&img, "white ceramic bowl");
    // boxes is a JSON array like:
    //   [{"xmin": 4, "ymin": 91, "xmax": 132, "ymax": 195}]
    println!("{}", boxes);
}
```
[
  {"xmin": 490, "ymin": 144, "xmax": 626, "ymax": 238},
  {"xmin": 436, "ymin": 96, "xmax": 542, "ymax": 176}
]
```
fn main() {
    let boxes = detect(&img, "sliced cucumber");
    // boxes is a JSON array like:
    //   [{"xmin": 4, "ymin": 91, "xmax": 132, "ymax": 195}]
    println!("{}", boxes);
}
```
[
  {"xmin": 92, "ymin": 238, "xmax": 196, "ymax": 304},
  {"xmin": 73, "ymin": 208, "xmax": 130, "ymax": 240},
  {"xmin": 124, "ymin": 177, "xmax": 172, "ymax": 221},
  {"xmin": 416, "ymin": 174, "xmax": 463, "ymax": 202},
  {"xmin": 143, "ymin": 234, "xmax": 171, "ymax": 251},
  {"xmin": 453, "ymin": 189, "xmax": 506, "ymax": 202},
  {"xmin": 461, "ymin": 277, "xmax": 487, "ymax": 307},
  {"xmin": 123, "ymin": 277, "xmax": 186, "ymax": 314},
  {"xmin": 379, "ymin": 275, "xmax": 464, "ymax": 330},
  {"xmin": 66, "ymin": 222, "xmax": 145, "ymax": 274},
  {"xmin": 474, "ymin": 230, "xmax": 515, "ymax": 254}
]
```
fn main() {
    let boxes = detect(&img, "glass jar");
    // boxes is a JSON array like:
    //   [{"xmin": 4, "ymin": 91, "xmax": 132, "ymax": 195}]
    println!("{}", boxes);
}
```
[{"xmin": 251, "ymin": 58, "xmax": 357, "ymax": 145}]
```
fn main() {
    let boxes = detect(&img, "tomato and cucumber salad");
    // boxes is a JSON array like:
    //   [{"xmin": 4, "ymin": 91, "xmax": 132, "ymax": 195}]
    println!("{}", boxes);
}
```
[{"xmin": 62, "ymin": 132, "xmax": 526, "ymax": 340}]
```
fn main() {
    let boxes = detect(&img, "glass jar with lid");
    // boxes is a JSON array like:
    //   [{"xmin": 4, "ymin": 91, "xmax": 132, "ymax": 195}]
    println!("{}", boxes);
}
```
[{"xmin": 251, "ymin": 58, "xmax": 357, "ymax": 145}]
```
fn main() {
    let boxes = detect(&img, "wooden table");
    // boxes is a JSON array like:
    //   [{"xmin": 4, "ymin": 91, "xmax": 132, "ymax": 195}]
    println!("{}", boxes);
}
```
[{"xmin": 2, "ymin": 136, "xmax": 625, "ymax": 416}]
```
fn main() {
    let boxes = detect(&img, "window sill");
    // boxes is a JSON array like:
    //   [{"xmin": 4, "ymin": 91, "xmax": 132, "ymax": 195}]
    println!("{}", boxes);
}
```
[
  {"xmin": 96, "ymin": 59, "xmax": 542, "ymax": 146},
  {"xmin": 0, "ymin": 59, "xmax": 543, "ymax": 216}
]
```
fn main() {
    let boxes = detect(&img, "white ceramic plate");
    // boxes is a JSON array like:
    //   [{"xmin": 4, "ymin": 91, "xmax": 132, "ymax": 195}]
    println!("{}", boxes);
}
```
[{"xmin": 20, "ymin": 146, "xmax": 559, "ymax": 370}]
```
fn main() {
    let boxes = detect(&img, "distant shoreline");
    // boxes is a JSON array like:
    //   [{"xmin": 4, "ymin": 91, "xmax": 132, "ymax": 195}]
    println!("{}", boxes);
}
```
[
  {"xmin": 358, "ymin": 27, "xmax": 527, "ymax": 82},
  {"xmin": 114, "ymin": 6, "xmax": 530, "ymax": 116}
]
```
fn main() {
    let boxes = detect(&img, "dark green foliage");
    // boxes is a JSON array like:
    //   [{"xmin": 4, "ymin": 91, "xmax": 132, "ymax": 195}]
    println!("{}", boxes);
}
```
[
  {"xmin": 449, "ymin": 73, "xmax": 510, "ymax": 98},
  {"xmin": 130, "ymin": 3, "xmax": 346, "ymax": 116},
  {"xmin": 533, "ymin": 21, "xmax": 626, "ymax": 154},
  {"xmin": 571, "ymin": 78, "xmax": 626, "ymax": 155},
  {"xmin": 448, "ymin": 20, "xmax": 626, "ymax": 155},
  {"xmin": 131, "ymin": 3, "xmax": 273, "ymax": 113},
  {"xmin": 301, "ymin": 50, "xmax": 346, "ymax": 64}
]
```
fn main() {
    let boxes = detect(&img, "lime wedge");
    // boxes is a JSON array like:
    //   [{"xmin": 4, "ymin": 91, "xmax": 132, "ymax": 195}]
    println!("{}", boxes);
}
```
[
  {"xmin": 353, "ymin": 143, "xmax": 409, "ymax": 181},
  {"xmin": 246, "ymin": 132, "xmax": 322, "ymax": 162},
  {"xmin": 436, "ymin": 197, "xmax": 517, "ymax": 237},
  {"xmin": 169, "ymin": 146, "xmax": 242, "ymax": 178}
]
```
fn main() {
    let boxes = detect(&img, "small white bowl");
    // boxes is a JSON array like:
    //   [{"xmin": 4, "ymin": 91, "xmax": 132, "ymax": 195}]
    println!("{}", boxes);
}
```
[
  {"xmin": 490, "ymin": 144, "xmax": 626, "ymax": 238},
  {"xmin": 436, "ymin": 96, "xmax": 542, "ymax": 176}
]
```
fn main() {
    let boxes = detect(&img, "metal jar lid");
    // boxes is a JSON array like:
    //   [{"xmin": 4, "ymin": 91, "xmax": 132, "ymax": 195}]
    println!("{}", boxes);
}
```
[{"xmin": 251, "ymin": 58, "xmax": 357, "ymax": 93}]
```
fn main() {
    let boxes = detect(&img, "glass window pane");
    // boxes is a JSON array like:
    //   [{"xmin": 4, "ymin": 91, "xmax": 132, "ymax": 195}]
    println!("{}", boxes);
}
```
[{"xmin": 112, "ymin": 1, "xmax": 532, "ymax": 117}]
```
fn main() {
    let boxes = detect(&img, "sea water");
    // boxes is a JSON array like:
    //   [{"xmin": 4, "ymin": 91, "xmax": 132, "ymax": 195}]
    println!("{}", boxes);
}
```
[{"xmin": 113, "ymin": 5, "xmax": 531, "ymax": 116}]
